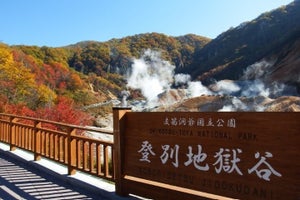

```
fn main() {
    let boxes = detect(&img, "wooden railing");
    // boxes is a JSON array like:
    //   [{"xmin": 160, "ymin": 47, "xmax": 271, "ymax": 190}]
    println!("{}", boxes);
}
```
[{"xmin": 0, "ymin": 113, "xmax": 114, "ymax": 182}]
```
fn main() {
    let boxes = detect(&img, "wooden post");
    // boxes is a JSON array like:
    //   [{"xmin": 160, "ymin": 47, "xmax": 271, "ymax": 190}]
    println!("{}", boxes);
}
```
[
  {"xmin": 113, "ymin": 106, "xmax": 131, "ymax": 196},
  {"xmin": 34, "ymin": 121, "xmax": 42, "ymax": 161},
  {"xmin": 68, "ymin": 128, "xmax": 77, "ymax": 175},
  {"xmin": 9, "ymin": 116, "xmax": 17, "ymax": 151}
]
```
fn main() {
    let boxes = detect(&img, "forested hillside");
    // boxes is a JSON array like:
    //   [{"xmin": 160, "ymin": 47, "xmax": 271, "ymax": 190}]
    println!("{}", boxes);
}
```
[
  {"xmin": 0, "ymin": 44, "xmax": 93, "ymax": 125},
  {"xmin": 0, "ymin": 34, "xmax": 209, "ymax": 124},
  {"xmin": 67, "ymin": 33, "xmax": 210, "ymax": 75}
]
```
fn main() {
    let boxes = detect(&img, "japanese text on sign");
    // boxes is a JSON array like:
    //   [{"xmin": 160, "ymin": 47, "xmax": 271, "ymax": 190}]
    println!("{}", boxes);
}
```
[
  {"xmin": 137, "ymin": 141, "xmax": 282, "ymax": 182},
  {"xmin": 163, "ymin": 116, "xmax": 237, "ymax": 128}
]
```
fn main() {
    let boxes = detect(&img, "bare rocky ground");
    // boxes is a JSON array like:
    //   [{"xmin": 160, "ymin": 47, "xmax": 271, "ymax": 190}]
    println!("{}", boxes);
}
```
[
  {"xmin": 93, "ymin": 92, "xmax": 300, "ymax": 133},
  {"xmin": 155, "ymin": 92, "xmax": 300, "ymax": 112}
]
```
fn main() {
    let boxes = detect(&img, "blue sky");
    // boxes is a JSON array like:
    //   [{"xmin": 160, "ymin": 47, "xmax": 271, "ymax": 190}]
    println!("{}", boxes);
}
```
[{"xmin": 0, "ymin": 0, "xmax": 294, "ymax": 47}]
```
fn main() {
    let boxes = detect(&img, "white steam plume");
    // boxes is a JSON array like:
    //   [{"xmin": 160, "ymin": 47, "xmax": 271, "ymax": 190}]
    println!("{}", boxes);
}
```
[
  {"xmin": 174, "ymin": 73, "xmax": 191, "ymax": 86},
  {"xmin": 218, "ymin": 59, "xmax": 289, "ymax": 112},
  {"xmin": 126, "ymin": 50, "xmax": 214, "ymax": 109},
  {"xmin": 175, "ymin": 73, "xmax": 212, "ymax": 97},
  {"xmin": 218, "ymin": 97, "xmax": 248, "ymax": 112},
  {"xmin": 214, "ymin": 80, "xmax": 241, "ymax": 95},
  {"xmin": 187, "ymin": 82, "xmax": 212, "ymax": 97},
  {"xmin": 127, "ymin": 50, "xmax": 175, "ymax": 106},
  {"xmin": 241, "ymin": 80, "xmax": 270, "ymax": 97},
  {"xmin": 242, "ymin": 59, "xmax": 275, "ymax": 80}
]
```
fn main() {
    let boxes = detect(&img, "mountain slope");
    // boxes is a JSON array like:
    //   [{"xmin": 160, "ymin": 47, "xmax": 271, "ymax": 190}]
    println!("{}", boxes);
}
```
[
  {"xmin": 180, "ymin": 1, "xmax": 300, "ymax": 90},
  {"xmin": 67, "ymin": 33, "xmax": 210, "ymax": 75},
  {"xmin": 266, "ymin": 36, "xmax": 300, "ymax": 91}
]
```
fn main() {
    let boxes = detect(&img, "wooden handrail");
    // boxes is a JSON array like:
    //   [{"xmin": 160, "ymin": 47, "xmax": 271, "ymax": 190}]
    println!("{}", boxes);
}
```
[
  {"xmin": 0, "ymin": 113, "xmax": 113, "ymax": 135},
  {"xmin": 0, "ymin": 113, "xmax": 114, "ymax": 182}
]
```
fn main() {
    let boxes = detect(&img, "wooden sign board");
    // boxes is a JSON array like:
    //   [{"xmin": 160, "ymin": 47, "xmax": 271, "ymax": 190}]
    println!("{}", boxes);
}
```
[{"xmin": 117, "ymin": 112, "xmax": 300, "ymax": 200}]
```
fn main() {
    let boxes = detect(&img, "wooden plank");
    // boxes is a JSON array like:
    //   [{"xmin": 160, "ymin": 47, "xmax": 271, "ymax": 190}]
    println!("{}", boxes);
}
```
[
  {"xmin": 123, "ymin": 175, "xmax": 234, "ymax": 200},
  {"xmin": 113, "ymin": 107, "xmax": 132, "ymax": 196},
  {"xmin": 120, "ymin": 112, "xmax": 300, "ymax": 200}
]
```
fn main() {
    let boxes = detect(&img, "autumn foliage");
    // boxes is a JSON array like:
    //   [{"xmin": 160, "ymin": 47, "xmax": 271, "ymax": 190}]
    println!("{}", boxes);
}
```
[
  {"xmin": 36, "ymin": 96, "xmax": 93, "ymax": 125},
  {"xmin": 0, "ymin": 44, "xmax": 93, "ymax": 126}
]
